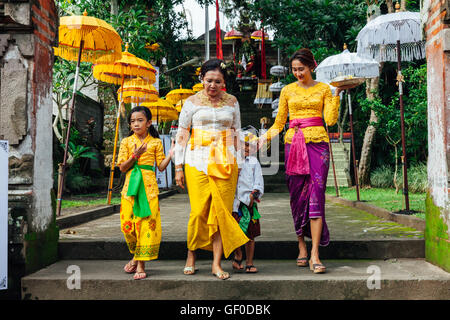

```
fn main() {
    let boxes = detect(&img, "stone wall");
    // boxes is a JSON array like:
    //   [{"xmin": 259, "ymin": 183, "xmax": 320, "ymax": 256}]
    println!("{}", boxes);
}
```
[
  {"xmin": 423, "ymin": 0, "xmax": 450, "ymax": 272},
  {"xmin": 0, "ymin": 0, "xmax": 58, "ymax": 298}
]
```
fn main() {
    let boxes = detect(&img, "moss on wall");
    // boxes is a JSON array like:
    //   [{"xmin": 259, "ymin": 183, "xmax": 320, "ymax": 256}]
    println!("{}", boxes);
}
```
[
  {"xmin": 23, "ymin": 190, "xmax": 59, "ymax": 274},
  {"xmin": 425, "ymin": 193, "xmax": 450, "ymax": 272}
]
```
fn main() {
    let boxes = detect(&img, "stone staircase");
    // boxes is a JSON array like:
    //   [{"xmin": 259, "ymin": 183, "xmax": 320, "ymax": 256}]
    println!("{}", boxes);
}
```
[{"xmin": 327, "ymin": 142, "xmax": 351, "ymax": 187}]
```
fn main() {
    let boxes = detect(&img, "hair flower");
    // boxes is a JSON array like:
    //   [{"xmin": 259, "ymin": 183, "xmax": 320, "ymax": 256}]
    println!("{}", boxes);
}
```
[{"xmin": 220, "ymin": 62, "xmax": 226, "ymax": 69}]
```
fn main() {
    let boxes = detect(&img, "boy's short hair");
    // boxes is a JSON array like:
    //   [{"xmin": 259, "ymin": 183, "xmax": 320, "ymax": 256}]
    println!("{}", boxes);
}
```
[{"xmin": 239, "ymin": 125, "xmax": 258, "ymax": 144}]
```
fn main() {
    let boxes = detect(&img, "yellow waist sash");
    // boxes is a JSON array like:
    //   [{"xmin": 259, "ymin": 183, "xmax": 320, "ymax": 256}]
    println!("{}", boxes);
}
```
[{"xmin": 189, "ymin": 129, "xmax": 236, "ymax": 179}]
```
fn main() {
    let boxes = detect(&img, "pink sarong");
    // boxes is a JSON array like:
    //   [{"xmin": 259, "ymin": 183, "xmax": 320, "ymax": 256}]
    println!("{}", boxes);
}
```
[{"xmin": 286, "ymin": 117, "xmax": 324, "ymax": 176}]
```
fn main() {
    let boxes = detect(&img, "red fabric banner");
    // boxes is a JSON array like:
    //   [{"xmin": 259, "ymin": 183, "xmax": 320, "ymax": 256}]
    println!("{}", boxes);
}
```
[
  {"xmin": 215, "ymin": 0, "xmax": 223, "ymax": 60},
  {"xmin": 261, "ymin": 24, "xmax": 266, "ymax": 79}
]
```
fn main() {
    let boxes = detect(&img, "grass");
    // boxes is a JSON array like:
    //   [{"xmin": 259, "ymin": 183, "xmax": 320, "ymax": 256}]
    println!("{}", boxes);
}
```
[
  {"xmin": 61, "ymin": 192, "xmax": 121, "ymax": 209},
  {"xmin": 326, "ymin": 187, "xmax": 426, "ymax": 220}
]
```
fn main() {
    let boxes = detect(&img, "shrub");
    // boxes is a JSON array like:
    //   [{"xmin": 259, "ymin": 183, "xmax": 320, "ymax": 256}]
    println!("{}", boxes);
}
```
[
  {"xmin": 370, "ymin": 165, "xmax": 394, "ymax": 188},
  {"xmin": 370, "ymin": 163, "xmax": 427, "ymax": 193}
]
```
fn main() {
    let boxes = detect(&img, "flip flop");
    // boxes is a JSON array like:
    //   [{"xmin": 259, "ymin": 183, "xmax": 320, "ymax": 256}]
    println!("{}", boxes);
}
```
[
  {"xmin": 296, "ymin": 257, "xmax": 308, "ymax": 267},
  {"xmin": 133, "ymin": 271, "xmax": 147, "ymax": 280},
  {"xmin": 245, "ymin": 265, "xmax": 258, "ymax": 273},
  {"xmin": 309, "ymin": 260, "xmax": 326, "ymax": 274},
  {"xmin": 231, "ymin": 258, "xmax": 244, "ymax": 271},
  {"xmin": 183, "ymin": 266, "xmax": 196, "ymax": 275},
  {"xmin": 212, "ymin": 271, "xmax": 230, "ymax": 280},
  {"xmin": 124, "ymin": 261, "xmax": 138, "ymax": 273}
]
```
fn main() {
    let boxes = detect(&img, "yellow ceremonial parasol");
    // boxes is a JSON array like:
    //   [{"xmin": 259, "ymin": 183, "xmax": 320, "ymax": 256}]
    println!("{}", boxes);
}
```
[
  {"xmin": 141, "ymin": 100, "xmax": 178, "ymax": 188},
  {"xmin": 117, "ymin": 77, "xmax": 159, "ymax": 104},
  {"xmin": 175, "ymin": 99, "xmax": 183, "ymax": 113},
  {"xmin": 165, "ymin": 85, "xmax": 195, "ymax": 105},
  {"xmin": 141, "ymin": 99, "xmax": 177, "ymax": 123},
  {"xmin": 192, "ymin": 83, "xmax": 204, "ymax": 92},
  {"xmin": 93, "ymin": 43, "xmax": 157, "ymax": 204},
  {"xmin": 54, "ymin": 10, "xmax": 122, "ymax": 217}
]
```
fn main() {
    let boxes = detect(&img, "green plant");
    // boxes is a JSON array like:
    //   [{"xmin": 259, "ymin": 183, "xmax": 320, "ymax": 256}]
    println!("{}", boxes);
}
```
[{"xmin": 370, "ymin": 165, "xmax": 394, "ymax": 189}]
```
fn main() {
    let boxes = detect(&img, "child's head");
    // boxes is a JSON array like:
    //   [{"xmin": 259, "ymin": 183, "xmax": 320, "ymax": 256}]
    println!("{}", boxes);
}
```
[
  {"xmin": 240, "ymin": 128, "xmax": 258, "ymax": 156},
  {"xmin": 128, "ymin": 106, "xmax": 159, "ymax": 138}
]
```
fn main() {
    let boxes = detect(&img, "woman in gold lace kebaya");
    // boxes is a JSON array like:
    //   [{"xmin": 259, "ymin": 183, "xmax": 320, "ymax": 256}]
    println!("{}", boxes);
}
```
[
  {"xmin": 259, "ymin": 48, "xmax": 351, "ymax": 273},
  {"xmin": 174, "ymin": 59, "xmax": 249, "ymax": 280}
]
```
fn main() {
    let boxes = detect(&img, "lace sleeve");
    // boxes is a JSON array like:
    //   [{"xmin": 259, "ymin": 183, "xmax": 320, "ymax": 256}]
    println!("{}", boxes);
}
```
[
  {"xmin": 174, "ymin": 101, "xmax": 193, "ymax": 166},
  {"xmin": 323, "ymin": 85, "xmax": 340, "ymax": 126}
]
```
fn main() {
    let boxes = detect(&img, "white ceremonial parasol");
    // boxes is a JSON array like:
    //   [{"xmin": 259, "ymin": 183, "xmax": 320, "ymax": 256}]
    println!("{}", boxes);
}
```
[
  {"xmin": 316, "ymin": 47, "xmax": 380, "ymax": 83},
  {"xmin": 269, "ymin": 81, "xmax": 285, "ymax": 93},
  {"xmin": 356, "ymin": 10, "xmax": 424, "ymax": 62},
  {"xmin": 356, "ymin": 3, "xmax": 424, "ymax": 211},
  {"xmin": 316, "ymin": 44, "xmax": 381, "ymax": 201}
]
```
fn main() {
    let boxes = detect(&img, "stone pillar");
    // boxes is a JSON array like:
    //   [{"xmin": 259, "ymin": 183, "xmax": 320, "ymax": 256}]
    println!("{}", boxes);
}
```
[
  {"xmin": 0, "ymin": 0, "xmax": 58, "ymax": 298},
  {"xmin": 423, "ymin": 0, "xmax": 450, "ymax": 272}
]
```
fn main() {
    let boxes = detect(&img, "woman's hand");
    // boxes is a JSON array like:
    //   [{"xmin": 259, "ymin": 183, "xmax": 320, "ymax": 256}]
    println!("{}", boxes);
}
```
[{"xmin": 175, "ymin": 169, "xmax": 185, "ymax": 189}]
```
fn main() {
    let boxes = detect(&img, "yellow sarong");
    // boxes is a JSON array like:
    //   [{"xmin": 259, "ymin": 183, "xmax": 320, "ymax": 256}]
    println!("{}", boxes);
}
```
[
  {"xmin": 185, "ymin": 129, "xmax": 249, "ymax": 258},
  {"xmin": 120, "ymin": 196, "xmax": 161, "ymax": 261}
]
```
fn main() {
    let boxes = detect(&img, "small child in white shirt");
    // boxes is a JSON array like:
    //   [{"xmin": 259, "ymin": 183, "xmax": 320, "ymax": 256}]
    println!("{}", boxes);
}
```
[{"xmin": 231, "ymin": 130, "xmax": 264, "ymax": 273}]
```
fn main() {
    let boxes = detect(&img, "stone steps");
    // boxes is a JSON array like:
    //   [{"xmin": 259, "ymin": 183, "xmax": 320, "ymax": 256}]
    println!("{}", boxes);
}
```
[
  {"xmin": 57, "ymin": 239, "xmax": 425, "ymax": 261},
  {"xmin": 21, "ymin": 259, "xmax": 450, "ymax": 300}
]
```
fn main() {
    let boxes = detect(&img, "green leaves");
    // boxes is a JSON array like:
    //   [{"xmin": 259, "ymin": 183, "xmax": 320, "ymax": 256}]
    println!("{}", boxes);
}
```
[{"xmin": 61, "ymin": 141, "xmax": 98, "ymax": 162}]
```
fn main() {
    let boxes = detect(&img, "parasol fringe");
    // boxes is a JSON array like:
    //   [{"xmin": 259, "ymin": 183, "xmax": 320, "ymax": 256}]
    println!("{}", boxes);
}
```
[
  {"xmin": 93, "ymin": 64, "xmax": 156, "ymax": 85},
  {"xmin": 55, "ymin": 45, "xmax": 121, "ymax": 63},
  {"xmin": 366, "ymin": 41, "xmax": 425, "ymax": 62},
  {"xmin": 316, "ymin": 65, "xmax": 380, "ymax": 82},
  {"xmin": 254, "ymin": 80, "xmax": 272, "ymax": 105}
]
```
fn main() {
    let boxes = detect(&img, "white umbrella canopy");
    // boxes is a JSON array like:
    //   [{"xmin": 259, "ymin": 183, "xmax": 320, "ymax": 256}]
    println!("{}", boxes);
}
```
[
  {"xmin": 270, "ymin": 65, "xmax": 288, "ymax": 77},
  {"xmin": 315, "ymin": 48, "xmax": 380, "ymax": 83},
  {"xmin": 356, "ymin": 10, "xmax": 424, "ymax": 62},
  {"xmin": 269, "ymin": 81, "xmax": 285, "ymax": 93}
]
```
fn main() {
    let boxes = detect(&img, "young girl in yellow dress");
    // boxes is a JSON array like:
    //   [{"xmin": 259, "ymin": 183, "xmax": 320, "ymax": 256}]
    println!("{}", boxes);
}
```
[{"xmin": 117, "ymin": 106, "xmax": 174, "ymax": 280}]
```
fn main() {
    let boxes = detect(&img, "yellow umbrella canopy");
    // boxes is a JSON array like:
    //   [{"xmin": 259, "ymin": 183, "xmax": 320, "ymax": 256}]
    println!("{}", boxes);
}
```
[
  {"xmin": 54, "ymin": 10, "xmax": 122, "ymax": 63},
  {"xmin": 141, "ymin": 99, "xmax": 178, "ymax": 122},
  {"xmin": 175, "ymin": 99, "xmax": 185, "ymax": 113},
  {"xmin": 117, "ymin": 77, "xmax": 159, "ymax": 104},
  {"xmin": 166, "ymin": 85, "xmax": 195, "ymax": 104},
  {"xmin": 93, "ymin": 43, "xmax": 156, "ymax": 85},
  {"xmin": 54, "ymin": 10, "xmax": 123, "ymax": 217},
  {"xmin": 156, "ymin": 108, "xmax": 179, "ymax": 122},
  {"xmin": 192, "ymin": 82, "xmax": 204, "ymax": 92},
  {"xmin": 93, "ymin": 43, "xmax": 157, "ymax": 204}
]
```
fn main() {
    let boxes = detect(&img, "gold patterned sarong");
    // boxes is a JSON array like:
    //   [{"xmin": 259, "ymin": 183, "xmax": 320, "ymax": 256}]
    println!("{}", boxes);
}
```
[
  {"xmin": 185, "ymin": 129, "xmax": 249, "ymax": 258},
  {"xmin": 120, "ymin": 196, "xmax": 161, "ymax": 261}
]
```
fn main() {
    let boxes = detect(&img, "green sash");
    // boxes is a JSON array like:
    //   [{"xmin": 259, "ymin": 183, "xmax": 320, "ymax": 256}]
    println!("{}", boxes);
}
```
[
  {"xmin": 126, "ymin": 164, "xmax": 155, "ymax": 218},
  {"xmin": 238, "ymin": 203, "xmax": 261, "ymax": 233}
]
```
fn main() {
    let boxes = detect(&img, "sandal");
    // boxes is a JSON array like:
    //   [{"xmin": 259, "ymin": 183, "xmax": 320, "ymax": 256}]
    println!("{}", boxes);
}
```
[
  {"xmin": 124, "ymin": 261, "xmax": 138, "ymax": 274},
  {"xmin": 231, "ymin": 258, "xmax": 244, "ymax": 271},
  {"xmin": 183, "ymin": 266, "xmax": 196, "ymax": 275},
  {"xmin": 245, "ymin": 265, "xmax": 258, "ymax": 273},
  {"xmin": 309, "ymin": 260, "xmax": 326, "ymax": 274},
  {"xmin": 212, "ymin": 271, "xmax": 230, "ymax": 280},
  {"xmin": 133, "ymin": 271, "xmax": 147, "ymax": 280},
  {"xmin": 296, "ymin": 257, "xmax": 308, "ymax": 267}
]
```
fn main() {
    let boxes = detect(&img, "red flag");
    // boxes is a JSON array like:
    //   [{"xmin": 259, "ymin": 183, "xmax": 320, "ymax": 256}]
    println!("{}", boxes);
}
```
[
  {"xmin": 261, "ymin": 24, "xmax": 266, "ymax": 79},
  {"xmin": 215, "ymin": 0, "xmax": 223, "ymax": 60}
]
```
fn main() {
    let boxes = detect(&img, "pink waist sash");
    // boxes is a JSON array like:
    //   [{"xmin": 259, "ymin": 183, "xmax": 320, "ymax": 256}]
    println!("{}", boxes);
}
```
[{"xmin": 286, "ymin": 117, "xmax": 324, "ymax": 175}]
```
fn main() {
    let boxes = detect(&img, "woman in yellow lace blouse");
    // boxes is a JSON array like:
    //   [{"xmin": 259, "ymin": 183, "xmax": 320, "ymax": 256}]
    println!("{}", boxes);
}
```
[{"xmin": 260, "ymin": 48, "xmax": 350, "ymax": 274}]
